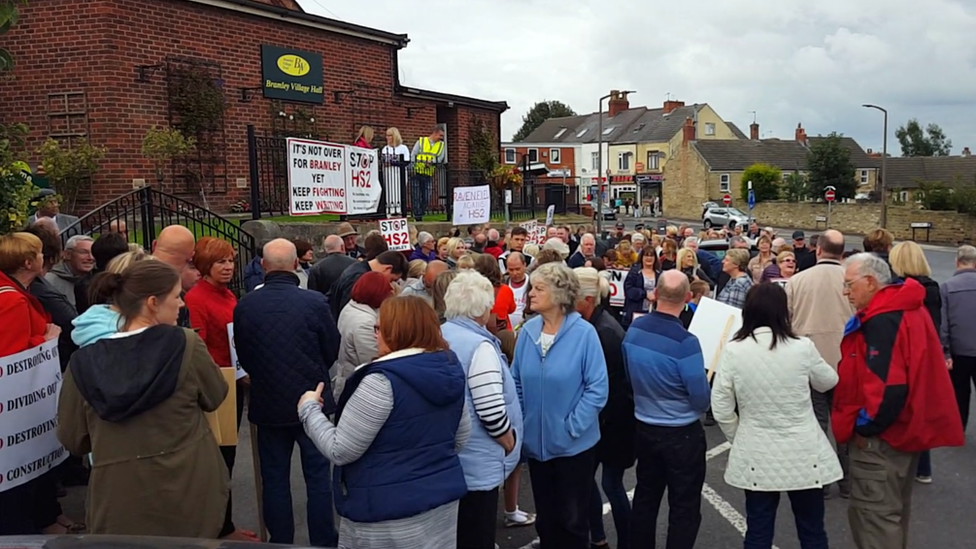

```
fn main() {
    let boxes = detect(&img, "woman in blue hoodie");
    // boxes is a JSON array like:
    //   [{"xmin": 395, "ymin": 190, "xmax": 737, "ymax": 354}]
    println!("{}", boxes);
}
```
[{"xmin": 511, "ymin": 262, "xmax": 609, "ymax": 549}]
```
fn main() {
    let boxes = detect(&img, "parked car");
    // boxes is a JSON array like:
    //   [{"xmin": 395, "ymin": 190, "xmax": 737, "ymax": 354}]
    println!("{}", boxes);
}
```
[
  {"xmin": 702, "ymin": 207, "xmax": 750, "ymax": 229},
  {"xmin": 700, "ymin": 238, "xmax": 758, "ymax": 260},
  {"xmin": 594, "ymin": 205, "xmax": 617, "ymax": 221},
  {"xmin": 701, "ymin": 201, "xmax": 720, "ymax": 218}
]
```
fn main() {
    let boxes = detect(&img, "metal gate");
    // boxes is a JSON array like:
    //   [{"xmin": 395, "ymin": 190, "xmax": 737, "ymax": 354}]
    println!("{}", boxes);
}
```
[{"xmin": 59, "ymin": 186, "xmax": 256, "ymax": 294}]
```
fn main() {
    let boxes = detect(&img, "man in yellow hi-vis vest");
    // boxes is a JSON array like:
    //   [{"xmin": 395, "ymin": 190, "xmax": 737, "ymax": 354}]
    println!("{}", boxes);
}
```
[{"xmin": 409, "ymin": 127, "xmax": 445, "ymax": 221}]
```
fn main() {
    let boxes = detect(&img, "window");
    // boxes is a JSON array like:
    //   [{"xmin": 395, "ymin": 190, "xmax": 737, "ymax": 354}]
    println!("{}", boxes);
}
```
[
  {"xmin": 591, "ymin": 152, "xmax": 599, "ymax": 170},
  {"xmin": 504, "ymin": 148, "xmax": 516, "ymax": 164},
  {"xmin": 576, "ymin": 128, "xmax": 588, "ymax": 138},
  {"xmin": 705, "ymin": 122, "xmax": 716, "ymax": 136},
  {"xmin": 554, "ymin": 128, "xmax": 567, "ymax": 139},
  {"xmin": 602, "ymin": 127, "xmax": 615, "ymax": 136},
  {"xmin": 647, "ymin": 151, "xmax": 661, "ymax": 170},
  {"xmin": 618, "ymin": 152, "xmax": 631, "ymax": 171},
  {"xmin": 720, "ymin": 174, "xmax": 731, "ymax": 192},
  {"xmin": 782, "ymin": 172, "xmax": 791, "ymax": 181},
  {"xmin": 860, "ymin": 170, "xmax": 869, "ymax": 184},
  {"xmin": 528, "ymin": 148, "xmax": 538, "ymax": 163},
  {"xmin": 549, "ymin": 148, "xmax": 561, "ymax": 163}
]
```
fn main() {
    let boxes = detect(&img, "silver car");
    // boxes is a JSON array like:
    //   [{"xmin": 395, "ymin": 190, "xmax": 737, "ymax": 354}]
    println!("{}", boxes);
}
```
[{"xmin": 702, "ymin": 207, "xmax": 750, "ymax": 229}]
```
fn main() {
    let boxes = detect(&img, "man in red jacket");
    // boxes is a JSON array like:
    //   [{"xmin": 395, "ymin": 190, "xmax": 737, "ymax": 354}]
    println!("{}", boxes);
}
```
[{"xmin": 835, "ymin": 252, "xmax": 963, "ymax": 549}]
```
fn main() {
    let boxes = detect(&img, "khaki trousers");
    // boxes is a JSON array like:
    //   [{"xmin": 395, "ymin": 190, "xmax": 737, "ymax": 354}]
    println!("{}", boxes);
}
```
[{"xmin": 848, "ymin": 436, "xmax": 920, "ymax": 549}]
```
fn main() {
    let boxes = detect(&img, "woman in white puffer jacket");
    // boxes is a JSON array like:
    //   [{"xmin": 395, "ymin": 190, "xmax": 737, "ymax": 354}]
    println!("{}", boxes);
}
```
[{"xmin": 711, "ymin": 282, "xmax": 841, "ymax": 549}]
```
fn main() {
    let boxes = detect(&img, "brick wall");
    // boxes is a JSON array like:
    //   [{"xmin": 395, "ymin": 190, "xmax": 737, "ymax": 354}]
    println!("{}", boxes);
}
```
[
  {"xmin": 661, "ymin": 142, "xmax": 709, "ymax": 219},
  {"xmin": 500, "ymin": 145, "xmax": 577, "ymax": 178},
  {"xmin": 0, "ymin": 0, "xmax": 500, "ymax": 212}
]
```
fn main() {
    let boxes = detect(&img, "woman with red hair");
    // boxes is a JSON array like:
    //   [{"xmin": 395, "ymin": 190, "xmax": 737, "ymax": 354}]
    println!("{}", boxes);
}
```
[
  {"xmin": 183, "ymin": 237, "xmax": 255, "ymax": 542},
  {"xmin": 332, "ymin": 271, "xmax": 396, "ymax": 400}
]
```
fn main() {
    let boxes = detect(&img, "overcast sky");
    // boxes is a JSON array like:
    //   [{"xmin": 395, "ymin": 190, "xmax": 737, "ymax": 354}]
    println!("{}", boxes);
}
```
[{"xmin": 298, "ymin": 0, "xmax": 976, "ymax": 154}]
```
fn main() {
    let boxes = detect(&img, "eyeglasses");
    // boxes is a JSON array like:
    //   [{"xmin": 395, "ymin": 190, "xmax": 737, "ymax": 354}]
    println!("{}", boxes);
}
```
[
  {"xmin": 781, "ymin": 259, "xmax": 795, "ymax": 264},
  {"xmin": 844, "ymin": 276, "xmax": 867, "ymax": 289}
]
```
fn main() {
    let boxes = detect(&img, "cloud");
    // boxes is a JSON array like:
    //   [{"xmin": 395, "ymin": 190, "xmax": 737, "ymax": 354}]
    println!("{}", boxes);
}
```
[{"xmin": 299, "ymin": 0, "xmax": 976, "ymax": 154}]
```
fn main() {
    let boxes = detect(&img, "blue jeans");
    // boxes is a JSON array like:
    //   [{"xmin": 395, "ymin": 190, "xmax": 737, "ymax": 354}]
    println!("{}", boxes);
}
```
[
  {"xmin": 588, "ymin": 464, "xmax": 631, "ymax": 549},
  {"xmin": 411, "ymin": 174, "xmax": 431, "ymax": 219},
  {"xmin": 744, "ymin": 488, "xmax": 827, "ymax": 549},
  {"xmin": 257, "ymin": 424, "xmax": 338, "ymax": 547},
  {"xmin": 917, "ymin": 450, "xmax": 932, "ymax": 477}
]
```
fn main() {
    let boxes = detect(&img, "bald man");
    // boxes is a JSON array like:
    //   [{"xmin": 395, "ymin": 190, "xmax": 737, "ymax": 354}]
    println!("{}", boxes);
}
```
[
  {"xmin": 232, "ymin": 237, "xmax": 341, "ymax": 546},
  {"xmin": 401, "ymin": 259, "xmax": 448, "ymax": 304},
  {"xmin": 308, "ymin": 234, "xmax": 357, "ymax": 297},
  {"xmin": 151, "ymin": 225, "xmax": 195, "ymax": 327},
  {"xmin": 624, "ymin": 268, "xmax": 711, "ymax": 548}
]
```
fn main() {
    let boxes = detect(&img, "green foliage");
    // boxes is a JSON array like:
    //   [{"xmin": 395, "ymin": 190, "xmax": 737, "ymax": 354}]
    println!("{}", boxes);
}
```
[
  {"xmin": 168, "ymin": 65, "xmax": 226, "ymax": 136},
  {"xmin": 895, "ymin": 119, "xmax": 952, "ymax": 157},
  {"xmin": 142, "ymin": 126, "xmax": 196, "ymax": 185},
  {"xmin": 806, "ymin": 133, "xmax": 857, "ymax": 199},
  {"xmin": 740, "ymin": 163, "xmax": 781, "ymax": 203},
  {"xmin": 916, "ymin": 181, "xmax": 956, "ymax": 211},
  {"xmin": 782, "ymin": 172, "xmax": 811, "ymax": 203},
  {"xmin": 955, "ymin": 186, "xmax": 976, "ymax": 215},
  {"xmin": 37, "ymin": 137, "xmax": 107, "ymax": 212},
  {"xmin": 0, "ymin": 121, "xmax": 33, "ymax": 233},
  {"xmin": 468, "ymin": 118, "xmax": 498, "ymax": 175},
  {"xmin": 512, "ymin": 100, "xmax": 577, "ymax": 142},
  {"xmin": 0, "ymin": 0, "xmax": 27, "ymax": 72}
]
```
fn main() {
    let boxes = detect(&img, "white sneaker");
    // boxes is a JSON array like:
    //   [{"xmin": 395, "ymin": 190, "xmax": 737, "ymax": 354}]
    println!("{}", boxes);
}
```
[{"xmin": 504, "ymin": 508, "xmax": 537, "ymax": 528}]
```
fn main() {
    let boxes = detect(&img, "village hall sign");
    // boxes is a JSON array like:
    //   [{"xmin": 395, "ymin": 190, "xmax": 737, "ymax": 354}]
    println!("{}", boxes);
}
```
[{"xmin": 260, "ymin": 45, "xmax": 324, "ymax": 104}]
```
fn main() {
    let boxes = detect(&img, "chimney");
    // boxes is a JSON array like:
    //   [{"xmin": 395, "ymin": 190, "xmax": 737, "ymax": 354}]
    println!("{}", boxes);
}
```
[
  {"xmin": 795, "ymin": 123, "xmax": 807, "ymax": 145},
  {"xmin": 749, "ymin": 122, "xmax": 759, "ymax": 140},
  {"xmin": 663, "ymin": 99, "xmax": 685, "ymax": 115},
  {"xmin": 963, "ymin": 147, "xmax": 971, "ymax": 157},
  {"xmin": 682, "ymin": 117, "xmax": 696, "ymax": 144},
  {"xmin": 608, "ymin": 90, "xmax": 630, "ymax": 118}
]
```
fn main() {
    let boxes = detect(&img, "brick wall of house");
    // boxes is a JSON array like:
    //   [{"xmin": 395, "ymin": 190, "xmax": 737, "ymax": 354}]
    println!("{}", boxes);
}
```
[
  {"xmin": 500, "ymin": 145, "xmax": 577, "ymax": 178},
  {"xmin": 0, "ymin": 0, "xmax": 500, "ymax": 212}
]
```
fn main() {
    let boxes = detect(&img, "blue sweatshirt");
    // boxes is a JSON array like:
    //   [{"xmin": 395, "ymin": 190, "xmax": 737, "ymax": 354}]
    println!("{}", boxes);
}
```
[
  {"xmin": 71, "ymin": 305, "xmax": 121, "ymax": 348},
  {"xmin": 623, "ymin": 311, "xmax": 710, "ymax": 427},
  {"xmin": 512, "ymin": 312, "xmax": 608, "ymax": 461}
]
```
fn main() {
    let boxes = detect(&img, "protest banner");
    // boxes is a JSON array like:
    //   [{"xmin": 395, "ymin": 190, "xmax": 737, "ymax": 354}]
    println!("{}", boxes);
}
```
[
  {"xmin": 605, "ymin": 269, "xmax": 629, "ymax": 308},
  {"xmin": 0, "ymin": 339, "xmax": 67, "ymax": 492},
  {"xmin": 379, "ymin": 218, "xmax": 411, "ymax": 251},
  {"xmin": 535, "ymin": 224, "xmax": 547, "ymax": 244},
  {"xmin": 519, "ymin": 220, "xmax": 537, "ymax": 244},
  {"xmin": 227, "ymin": 323, "xmax": 248, "ymax": 381},
  {"xmin": 688, "ymin": 297, "xmax": 743, "ymax": 381},
  {"xmin": 452, "ymin": 184, "xmax": 491, "ymax": 225},
  {"xmin": 206, "ymin": 368, "xmax": 239, "ymax": 446},
  {"xmin": 287, "ymin": 138, "xmax": 380, "ymax": 216},
  {"xmin": 545, "ymin": 204, "xmax": 555, "ymax": 227}
]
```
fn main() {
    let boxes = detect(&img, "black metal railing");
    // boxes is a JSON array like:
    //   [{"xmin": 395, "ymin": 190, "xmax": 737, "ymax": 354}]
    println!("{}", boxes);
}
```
[{"xmin": 59, "ymin": 187, "xmax": 256, "ymax": 294}]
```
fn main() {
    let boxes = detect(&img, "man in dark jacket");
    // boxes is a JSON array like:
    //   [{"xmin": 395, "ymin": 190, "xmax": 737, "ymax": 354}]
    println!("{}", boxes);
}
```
[
  {"xmin": 233, "ymin": 238, "xmax": 340, "ymax": 547},
  {"xmin": 329, "ymin": 250, "xmax": 407, "ymax": 318},
  {"xmin": 307, "ymin": 235, "xmax": 356, "ymax": 297},
  {"xmin": 835, "ymin": 253, "xmax": 963, "ymax": 549},
  {"xmin": 794, "ymin": 232, "xmax": 818, "ymax": 272}
]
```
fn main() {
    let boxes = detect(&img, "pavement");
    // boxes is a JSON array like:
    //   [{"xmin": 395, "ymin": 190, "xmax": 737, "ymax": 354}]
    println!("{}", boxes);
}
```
[{"xmin": 56, "ymin": 243, "xmax": 970, "ymax": 548}]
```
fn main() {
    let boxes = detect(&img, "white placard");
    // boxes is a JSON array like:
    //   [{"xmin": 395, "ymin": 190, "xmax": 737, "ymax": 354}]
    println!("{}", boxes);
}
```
[
  {"xmin": 606, "ymin": 269, "xmax": 628, "ymax": 308},
  {"xmin": 688, "ymin": 297, "xmax": 743, "ymax": 376},
  {"xmin": 379, "ymin": 218, "xmax": 411, "ymax": 251},
  {"xmin": 287, "ymin": 138, "xmax": 348, "ymax": 215},
  {"xmin": 519, "ymin": 220, "xmax": 537, "ymax": 244},
  {"xmin": 505, "ymin": 189, "xmax": 513, "ymax": 204},
  {"xmin": 545, "ymin": 204, "xmax": 555, "ymax": 227},
  {"xmin": 0, "ymin": 339, "xmax": 68, "ymax": 492},
  {"xmin": 227, "ymin": 323, "xmax": 248, "ymax": 381},
  {"xmin": 452, "ymin": 184, "xmax": 491, "ymax": 225},
  {"xmin": 535, "ymin": 224, "xmax": 547, "ymax": 245},
  {"xmin": 346, "ymin": 146, "xmax": 381, "ymax": 216}
]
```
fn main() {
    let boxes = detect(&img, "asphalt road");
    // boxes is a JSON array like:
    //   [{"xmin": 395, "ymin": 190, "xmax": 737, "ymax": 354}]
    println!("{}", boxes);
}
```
[{"xmin": 57, "ymin": 244, "xmax": 970, "ymax": 548}]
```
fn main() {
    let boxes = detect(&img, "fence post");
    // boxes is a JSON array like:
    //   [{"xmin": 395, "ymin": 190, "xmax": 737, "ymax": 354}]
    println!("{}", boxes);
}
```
[
  {"xmin": 444, "ymin": 167, "xmax": 453, "ymax": 222},
  {"xmin": 247, "ymin": 125, "xmax": 261, "ymax": 220},
  {"xmin": 144, "ymin": 187, "xmax": 158, "ymax": 245}
]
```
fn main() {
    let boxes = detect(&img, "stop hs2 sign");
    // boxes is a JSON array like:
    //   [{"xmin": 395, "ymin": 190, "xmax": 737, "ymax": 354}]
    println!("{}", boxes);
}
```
[{"xmin": 379, "ymin": 218, "xmax": 411, "ymax": 251}]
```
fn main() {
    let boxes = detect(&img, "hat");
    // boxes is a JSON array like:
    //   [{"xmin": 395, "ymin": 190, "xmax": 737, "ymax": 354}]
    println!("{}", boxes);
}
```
[
  {"xmin": 615, "ymin": 221, "xmax": 625, "ymax": 229},
  {"xmin": 634, "ymin": 223, "xmax": 645, "ymax": 231},
  {"xmin": 792, "ymin": 230, "xmax": 805, "ymax": 240},
  {"xmin": 542, "ymin": 237, "xmax": 570, "ymax": 259},
  {"xmin": 335, "ymin": 222, "xmax": 357, "ymax": 238}
]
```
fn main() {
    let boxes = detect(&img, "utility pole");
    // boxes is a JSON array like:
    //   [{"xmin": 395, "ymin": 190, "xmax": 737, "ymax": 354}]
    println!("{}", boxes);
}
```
[{"xmin": 863, "ymin": 104, "xmax": 888, "ymax": 228}]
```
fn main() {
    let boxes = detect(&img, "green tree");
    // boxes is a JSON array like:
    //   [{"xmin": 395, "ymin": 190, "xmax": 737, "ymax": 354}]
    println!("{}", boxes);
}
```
[
  {"xmin": 37, "ymin": 137, "xmax": 107, "ymax": 212},
  {"xmin": 895, "ymin": 119, "xmax": 952, "ymax": 157},
  {"xmin": 782, "ymin": 172, "xmax": 811, "ymax": 203},
  {"xmin": 806, "ymin": 133, "xmax": 857, "ymax": 199},
  {"xmin": 740, "ymin": 163, "xmax": 781, "ymax": 203},
  {"xmin": 0, "ymin": 0, "xmax": 26, "ymax": 72},
  {"xmin": 468, "ymin": 118, "xmax": 498, "ymax": 174},
  {"xmin": 512, "ymin": 100, "xmax": 576, "ymax": 142},
  {"xmin": 142, "ymin": 127, "xmax": 196, "ymax": 188}
]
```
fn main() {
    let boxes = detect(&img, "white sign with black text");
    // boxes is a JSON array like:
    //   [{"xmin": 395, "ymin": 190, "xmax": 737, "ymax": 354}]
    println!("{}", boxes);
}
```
[
  {"xmin": 0, "ymin": 339, "xmax": 67, "ymax": 492},
  {"xmin": 606, "ymin": 269, "xmax": 629, "ymax": 308},
  {"xmin": 227, "ymin": 323, "xmax": 248, "ymax": 381},
  {"xmin": 545, "ymin": 205, "xmax": 555, "ymax": 227},
  {"xmin": 379, "ymin": 218, "xmax": 411, "ymax": 251},
  {"xmin": 287, "ymin": 138, "xmax": 380, "ymax": 216},
  {"xmin": 452, "ymin": 185, "xmax": 491, "ymax": 225}
]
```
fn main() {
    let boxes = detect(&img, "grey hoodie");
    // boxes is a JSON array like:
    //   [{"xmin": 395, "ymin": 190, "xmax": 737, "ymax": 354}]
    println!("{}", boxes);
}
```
[{"xmin": 44, "ymin": 262, "xmax": 86, "ymax": 308}]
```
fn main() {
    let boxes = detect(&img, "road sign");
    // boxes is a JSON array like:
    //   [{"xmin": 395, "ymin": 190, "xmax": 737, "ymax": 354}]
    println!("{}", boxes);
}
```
[
  {"xmin": 722, "ymin": 194, "xmax": 732, "ymax": 206},
  {"xmin": 825, "ymin": 189, "xmax": 836, "ymax": 202},
  {"xmin": 635, "ymin": 162, "xmax": 645, "ymax": 173},
  {"xmin": 747, "ymin": 189, "xmax": 756, "ymax": 210}
]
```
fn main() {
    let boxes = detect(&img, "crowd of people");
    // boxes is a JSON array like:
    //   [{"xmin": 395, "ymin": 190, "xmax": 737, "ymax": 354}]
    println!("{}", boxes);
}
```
[{"xmin": 0, "ymin": 206, "xmax": 972, "ymax": 549}]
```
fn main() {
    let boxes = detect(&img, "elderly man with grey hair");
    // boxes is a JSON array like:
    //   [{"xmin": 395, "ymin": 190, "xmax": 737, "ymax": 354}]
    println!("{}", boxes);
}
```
[
  {"xmin": 400, "ymin": 259, "xmax": 449, "ymax": 304},
  {"xmin": 835, "ymin": 252, "xmax": 963, "ymax": 549},
  {"xmin": 233, "ymin": 237, "xmax": 342, "ymax": 547},
  {"xmin": 440, "ymin": 270, "xmax": 520, "ymax": 547},
  {"xmin": 409, "ymin": 231, "xmax": 437, "ymax": 262},
  {"xmin": 941, "ymin": 244, "xmax": 976, "ymax": 430},
  {"xmin": 308, "ymin": 234, "xmax": 357, "ymax": 297},
  {"xmin": 45, "ymin": 234, "xmax": 95, "ymax": 308},
  {"xmin": 567, "ymin": 233, "xmax": 597, "ymax": 268}
]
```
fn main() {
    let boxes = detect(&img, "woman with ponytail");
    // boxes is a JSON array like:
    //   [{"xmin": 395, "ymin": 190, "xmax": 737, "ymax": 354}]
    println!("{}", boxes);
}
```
[{"xmin": 57, "ymin": 260, "xmax": 230, "ymax": 538}]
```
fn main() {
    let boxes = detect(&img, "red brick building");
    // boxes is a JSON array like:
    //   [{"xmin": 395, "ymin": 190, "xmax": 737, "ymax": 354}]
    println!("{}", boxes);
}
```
[
  {"xmin": 0, "ymin": 0, "xmax": 507, "ymax": 211},
  {"xmin": 499, "ymin": 143, "xmax": 578, "ymax": 182}
]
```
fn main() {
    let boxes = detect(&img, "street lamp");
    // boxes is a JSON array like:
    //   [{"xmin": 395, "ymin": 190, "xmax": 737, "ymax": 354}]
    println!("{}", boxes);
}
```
[
  {"xmin": 863, "ymin": 104, "xmax": 888, "ymax": 228},
  {"xmin": 597, "ymin": 90, "xmax": 636, "ymax": 235}
]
